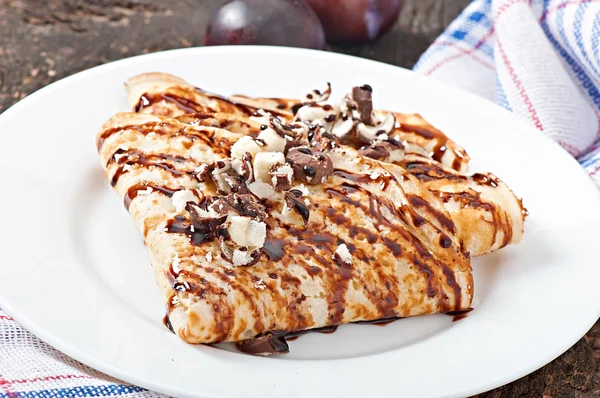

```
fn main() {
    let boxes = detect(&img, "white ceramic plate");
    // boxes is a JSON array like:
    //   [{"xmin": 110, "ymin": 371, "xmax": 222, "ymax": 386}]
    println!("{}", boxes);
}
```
[{"xmin": 0, "ymin": 46, "xmax": 599, "ymax": 398}]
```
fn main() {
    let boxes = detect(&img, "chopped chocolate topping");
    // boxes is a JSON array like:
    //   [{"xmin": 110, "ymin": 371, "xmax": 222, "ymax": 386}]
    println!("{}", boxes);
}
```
[
  {"xmin": 269, "ymin": 163, "xmax": 293, "ymax": 192},
  {"xmin": 351, "ymin": 86, "xmax": 373, "ymax": 125},
  {"xmin": 224, "ymin": 193, "xmax": 268, "ymax": 220},
  {"xmin": 284, "ymin": 138, "xmax": 310, "ymax": 154},
  {"xmin": 269, "ymin": 117, "xmax": 289, "ymax": 138},
  {"xmin": 236, "ymin": 332, "xmax": 289, "ymax": 356},
  {"xmin": 232, "ymin": 152, "xmax": 254, "ymax": 183},
  {"xmin": 222, "ymin": 173, "xmax": 248, "ymax": 194},
  {"xmin": 186, "ymin": 202, "xmax": 225, "ymax": 243},
  {"xmin": 194, "ymin": 163, "xmax": 214, "ymax": 182},
  {"xmin": 308, "ymin": 127, "xmax": 339, "ymax": 151},
  {"xmin": 286, "ymin": 147, "xmax": 334, "ymax": 184},
  {"xmin": 359, "ymin": 144, "xmax": 390, "ymax": 160}
]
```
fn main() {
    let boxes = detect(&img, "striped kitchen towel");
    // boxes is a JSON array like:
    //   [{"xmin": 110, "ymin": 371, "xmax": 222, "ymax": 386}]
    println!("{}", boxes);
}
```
[
  {"xmin": 414, "ymin": 0, "xmax": 600, "ymax": 186},
  {"xmin": 0, "ymin": 309, "xmax": 165, "ymax": 397}
]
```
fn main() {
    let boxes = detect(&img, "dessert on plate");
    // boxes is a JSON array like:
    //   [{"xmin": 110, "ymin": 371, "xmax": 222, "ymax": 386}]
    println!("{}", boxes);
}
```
[{"xmin": 96, "ymin": 72, "xmax": 526, "ymax": 355}]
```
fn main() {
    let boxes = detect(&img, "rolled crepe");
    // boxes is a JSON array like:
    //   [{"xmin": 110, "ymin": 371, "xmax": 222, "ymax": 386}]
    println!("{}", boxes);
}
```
[{"xmin": 124, "ymin": 72, "xmax": 525, "ymax": 257}]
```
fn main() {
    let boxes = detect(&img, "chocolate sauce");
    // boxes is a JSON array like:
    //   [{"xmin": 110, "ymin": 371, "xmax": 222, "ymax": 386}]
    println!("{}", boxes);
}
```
[
  {"xmin": 329, "ymin": 177, "xmax": 457, "ymax": 307},
  {"xmin": 355, "ymin": 316, "xmax": 401, "ymax": 326},
  {"xmin": 408, "ymin": 208, "xmax": 426, "ymax": 227},
  {"xmin": 244, "ymin": 317, "xmax": 402, "ymax": 348},
  {"xmin": 432, "ymin": 144, "xmax": 447, "ymax": 163},
  {"xmin": 383, "ymin": 238, "xmax": 402, "ymax": 256},
  {"xmin": 135, "ymin": 93, "xmax": 206, "ymax": 114},
  {"xmin": 349, "ymin": 226, "xmax": 378, "ymax": 244},
  {"xmin": 403, "ymin": 160, "xmax": 467, "ymax": 183},
  {"xmin": 439, "ymin": 234, "xmax": 452, "ymax": 249},
  {"xmin": 97, "ymin": 121, "xmax": 174, "ymax": 151},
  {"xmin": 162, "ymin": 314, "xmax": 175, "ymax": 333},
  {"xmin": 287, "ymin": 196, "xmax": 310, "ymax": 224},
  {"xmin": 399, "ymin": 124, "xmax": 454, "ymax": 165},
  {"xmin": 333, "ymin": 169, "xmax": 393, "ymax": 191},
  {"xmin": 447, "ymin": 308, "xmax": 473, "ymax": 322},
  {"xmin": 284, "ymin": 325, "xmax": 339, "ymax": 340},
  {"xmin": 406, "ymin": 194, "xmax": 456, "ymax": 234},
  {"xmin": 124, "ymin": 183, "xmax": 179, "ymax": 210},
  {"xmin": 166, "ymin": 215, "xmax": 211, "ymax": 246},
  {"xmin": 326, "ymin": 188, "xmax": 362, "ymax": 207},
  {"xmin": 471, "ymin": 173, "xmax": 499, "ymax": 187},
  {"xmin": 110, "ymin": 151, "xmax": 191, "ymax": 186},
  {"xmin": 263, "ymin": 239, "xmax": 286, "ymax": 261}
]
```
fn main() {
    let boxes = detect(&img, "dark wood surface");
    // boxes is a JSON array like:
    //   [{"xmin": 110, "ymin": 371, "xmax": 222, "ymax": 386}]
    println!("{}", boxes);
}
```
[{"xmin": 0, "ymin": 1, "xmax": 598, "ymax": 396}]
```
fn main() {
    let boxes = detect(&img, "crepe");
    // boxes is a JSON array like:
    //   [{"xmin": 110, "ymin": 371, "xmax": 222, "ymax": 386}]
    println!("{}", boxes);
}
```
[
  {"xmin": 125, "ymin": 72, "xmax": 525, "ymax": 257},
  {"xmin": 97, "ymin": 112, "xmax": 473, "ymax": 349}
]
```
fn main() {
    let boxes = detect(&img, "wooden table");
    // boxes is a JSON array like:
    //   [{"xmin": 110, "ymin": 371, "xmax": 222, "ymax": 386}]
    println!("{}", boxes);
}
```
[{"xmin": 0, "ymin": 1, "xmax": 597, "ymax": 396}]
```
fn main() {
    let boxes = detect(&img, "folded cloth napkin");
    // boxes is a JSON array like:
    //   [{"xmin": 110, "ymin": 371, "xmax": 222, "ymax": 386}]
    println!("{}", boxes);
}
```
[
  {"xmin": 414, "ymin": 0, "xmax": 600, "ymax": 186},
  {"xmin": 2, "ymin": 1, "xmax": 600, "ymax": 396}
]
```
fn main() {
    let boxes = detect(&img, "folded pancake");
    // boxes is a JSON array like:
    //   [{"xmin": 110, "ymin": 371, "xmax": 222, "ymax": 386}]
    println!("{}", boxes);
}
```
[
  {"xmin": 229, "ymin": 94, "xmax": 471, "ymax": 173},
  {"xmin": 124, "ymin": 72, "xmax": 525, "ymax": 256},
  {"xmin": 392, "ymin": 154, "xmax": 524, "ymax": 256},
  {"xmin": 97, "ymin": 111, "xmax": 473, "ymax": 346},
  {"xmin": 126, "ymin": 72, "xmax": 469, "ymax": 171}
]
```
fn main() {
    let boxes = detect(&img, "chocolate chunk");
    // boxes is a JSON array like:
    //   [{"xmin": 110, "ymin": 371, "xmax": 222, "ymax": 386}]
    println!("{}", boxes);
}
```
[
  {"xmin": 232, "ymin": 152, "xmax": 254, "ymax": 183},
  {"xmin": 268, "ymin": 117, "xmax": 288, "ymax": 137},
  {"xmin": 286, "ymin": 147, "xmax": 334, "ymax": 184},
  {"xmin": 285, "ymin": 191, "xmax": 310, "ymax": 224},
  {"xmin": 194, "ymin": 163, "xmax": 214, "ymax": 182},
  {"xmin": 270, "ymin": 164, "xmax": 293, "ymax": 192},
  {"xmin": 205, "ymin": 196, "xmax": 235, "ymax": 218},
  {"xmin": 359, "ymin": 144, "xmax": 389, "ymax": 160},
  {"xmin": 186, "ymin": 202, "xmax": 224, "ymax": 242},
  {"xmin": 222, "ymin": 173, "xmax": 248, "ymax": 194},
  {"xmin": 308, "ymin": 126, "xmax": 339, "ymax": 151},
  {"xmin": 207, "ymin": 158, "xmax": 254, "ymax": 194},
  {"xmin": 351, "ymin": 86, "xmax": 373, "ymax": 125},
  {"xmin": 225, "ymin": 193, "xmax": 268, "ymax": 220},
  {"xmin": 236, "ymin": 332, "xmax": 289, "ymax": 356},
  {"xmin": 358, "ymin": 139, "xmax": 404, "ymax": 161},
  {"xmin": 272, "ymin": 174, "xmax": 292, "ymax": 191},
  {"xmin": 284, "ymin": 138, "xmax": 310, "ymax": 154}
]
